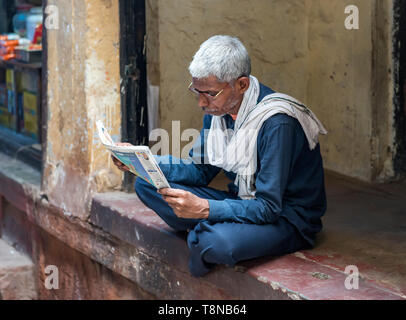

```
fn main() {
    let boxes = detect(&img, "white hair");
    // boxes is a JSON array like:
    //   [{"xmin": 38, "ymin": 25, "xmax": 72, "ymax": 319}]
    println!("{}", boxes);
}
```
[{"xmin": 188, "ymin": 35, "xmax": 251, "ymax": 83}]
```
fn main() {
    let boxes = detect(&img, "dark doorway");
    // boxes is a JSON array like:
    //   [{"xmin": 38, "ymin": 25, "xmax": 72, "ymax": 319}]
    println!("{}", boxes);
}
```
[
  {"xmin": 394, "ymin": 0, "xmax": 406, "ymax": 177},
  {"xmin": 119, "ymin": 0, "xmax": 148, "ymax": 191}
]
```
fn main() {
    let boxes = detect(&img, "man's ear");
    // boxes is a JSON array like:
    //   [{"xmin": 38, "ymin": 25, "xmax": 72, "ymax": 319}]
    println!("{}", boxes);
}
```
[{"xmin": 237, "ymin": 77, "xmax": 250, "ymax": 94}]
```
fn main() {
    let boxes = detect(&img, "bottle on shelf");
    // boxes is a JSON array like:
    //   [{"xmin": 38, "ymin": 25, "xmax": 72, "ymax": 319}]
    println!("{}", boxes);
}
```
[
  {"xmin": 12, "ymin": 5, "xmax": 33, "ymax": 38},
  {"xmin": 26, "ymin": 7, "xmax": 43, "ymax": 43}
]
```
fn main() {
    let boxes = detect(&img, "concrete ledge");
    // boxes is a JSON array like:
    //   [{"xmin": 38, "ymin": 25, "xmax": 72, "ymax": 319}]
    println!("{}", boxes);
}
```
[
  {"xmin": 90, "ymin": 191, "xmax": 405, "ymax": 300},
  {"xmin": 0, "ymin": 239, "xmax": 37, "ymax": 300}
]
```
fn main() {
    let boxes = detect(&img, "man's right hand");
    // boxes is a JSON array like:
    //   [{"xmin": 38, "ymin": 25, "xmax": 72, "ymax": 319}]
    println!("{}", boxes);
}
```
[{"xmin": 111, "ymin": 142, "xmax": 133, "ymax": 172}]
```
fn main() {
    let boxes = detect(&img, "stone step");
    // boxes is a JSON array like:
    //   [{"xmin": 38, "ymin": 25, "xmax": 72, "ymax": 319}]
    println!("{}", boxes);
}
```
[{"xmin": 0, "ymin": 239, "xmax": 37, "ymax": 300}]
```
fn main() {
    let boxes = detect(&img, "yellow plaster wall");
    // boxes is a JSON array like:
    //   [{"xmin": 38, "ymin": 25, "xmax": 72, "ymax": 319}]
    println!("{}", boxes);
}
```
[{"xmin": 151, "ymin": 0, "xmax": 396, "ymax": 182}]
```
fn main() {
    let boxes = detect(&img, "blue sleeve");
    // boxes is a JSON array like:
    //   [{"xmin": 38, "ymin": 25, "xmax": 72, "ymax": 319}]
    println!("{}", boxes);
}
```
[
  {"xmin": 207, "ymin": 120, "xmax": 300, "ymax": 224},
  {"xmin": 155, "ymin": 115, "xmax": 221, "ymax": 186}
]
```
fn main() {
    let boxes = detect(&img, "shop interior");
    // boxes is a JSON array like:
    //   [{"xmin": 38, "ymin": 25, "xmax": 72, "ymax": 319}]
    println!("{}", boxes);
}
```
[{"xmin": 0, "ymin": 0, "xmax": 43, "ymax": 148}]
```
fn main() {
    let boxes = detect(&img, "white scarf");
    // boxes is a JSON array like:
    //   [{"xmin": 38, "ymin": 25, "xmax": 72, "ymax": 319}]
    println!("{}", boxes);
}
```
[{"xmin": 207, "ymin": 75, "xmax": 327, "ymax": 199}]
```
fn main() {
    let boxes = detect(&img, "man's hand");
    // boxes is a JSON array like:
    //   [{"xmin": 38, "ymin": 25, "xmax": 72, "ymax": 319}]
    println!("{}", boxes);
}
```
[
  {"xmin": 158, "ymin": 188, "xmax": 210, "ymax": 219},
  {"xmin": 111, "ymin": 142, "xmax": 133, "ymax": 172}
]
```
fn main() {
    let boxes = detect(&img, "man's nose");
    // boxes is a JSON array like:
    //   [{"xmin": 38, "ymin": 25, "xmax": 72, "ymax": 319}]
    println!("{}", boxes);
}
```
[{"xmin": 198, "ymin": 94, "xmax": 208, "ymax": 108}]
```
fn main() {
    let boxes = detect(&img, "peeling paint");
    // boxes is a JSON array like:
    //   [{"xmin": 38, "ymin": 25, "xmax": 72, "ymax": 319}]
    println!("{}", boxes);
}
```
[
  {"xmin": 42, "ymin": 0, "xmax": 122, "ymax": 220},
  {"xmin": 293, "ymin": 252, "xmax": 308, "ymax": 260},
  {"xmin": 256, "ymin": 275, "xmax": 268, "ymax": 284},
  {"xmin": 311, "ymin": 272, "xmax": 332, "ymax": 280},
  {"xmin": 269, "ymin": 281, "xmax": 281, "ymax": 291},
  {"xmin": 85, "ymin": 50, "xmax": 120, "ymax": 175},
  {"xmin": 287, "ymin": 292, "xmax": 301, "ymax": 300},
  {"xmin": 129, "ymin": 255, "xmax": 139, "ymax": 270}
]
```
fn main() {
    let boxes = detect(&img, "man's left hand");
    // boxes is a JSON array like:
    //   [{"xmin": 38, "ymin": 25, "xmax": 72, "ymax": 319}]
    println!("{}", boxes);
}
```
[{"xmin": 158, "ymin": 188, "xmax": 210, "ymax": 219}]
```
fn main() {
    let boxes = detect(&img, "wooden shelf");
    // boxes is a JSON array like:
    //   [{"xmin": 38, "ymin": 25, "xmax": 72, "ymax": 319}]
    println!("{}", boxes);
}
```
[{"xmin": 0, "ymin": 59, "xmax": 42, "ymax": 71}]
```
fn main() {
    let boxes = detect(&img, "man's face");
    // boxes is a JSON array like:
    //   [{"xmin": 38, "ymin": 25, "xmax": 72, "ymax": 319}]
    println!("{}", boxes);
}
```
[{"xmin": 190, "ymin": 75, "xmax": 246, "ymax": 116}]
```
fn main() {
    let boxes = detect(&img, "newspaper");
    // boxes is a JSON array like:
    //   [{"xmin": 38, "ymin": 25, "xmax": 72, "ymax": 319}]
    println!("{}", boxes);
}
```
[{"xmin": 96, "ymin": 120, "xmax": 170, "ymax": 189}]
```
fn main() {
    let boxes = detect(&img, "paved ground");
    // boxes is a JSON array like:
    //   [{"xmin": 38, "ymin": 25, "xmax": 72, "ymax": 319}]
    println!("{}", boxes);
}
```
[
  {"xmin": 209, "ymin": 170, "xmax": 406, "ymax": 298},
  {"xmin": 0, "ymin": 239, "xmax": 37, "ymax": 300},
  {"xmin": 307, "ymin": 172, "xmax": 406, "ymax": 297}
]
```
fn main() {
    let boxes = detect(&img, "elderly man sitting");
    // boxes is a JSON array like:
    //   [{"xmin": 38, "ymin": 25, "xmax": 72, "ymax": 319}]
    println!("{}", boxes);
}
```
[{"xmin": 113, "ymin": 35, "xmax": 327, "ymax": 277}]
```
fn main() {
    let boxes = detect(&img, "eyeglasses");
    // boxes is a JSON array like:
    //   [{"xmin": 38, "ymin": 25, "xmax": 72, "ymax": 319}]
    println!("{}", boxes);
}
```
[{"xmin": 188, "ymin": 82, "xmax": 227, "ymax": 100}]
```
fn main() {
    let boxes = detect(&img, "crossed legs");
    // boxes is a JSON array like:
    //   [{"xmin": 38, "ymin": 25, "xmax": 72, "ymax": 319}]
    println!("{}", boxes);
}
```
[{"xmin": 135, "ymin": 178, "xmax": 308, "ymax": 277}]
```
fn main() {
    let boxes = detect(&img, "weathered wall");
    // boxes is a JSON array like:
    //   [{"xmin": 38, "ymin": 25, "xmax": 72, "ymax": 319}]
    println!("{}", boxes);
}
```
[
  {"xmin": 0, "ymin": 198, "xmax": 155, "ymax": 299},
  {"xmin": 307, "ymin": 0, "xmax": 374, "ymax": 180},
  {"xmin": 146, "ymin": 0, "xmax": 160, "ymax": 87},
  {"xmin": 151, "ymin": 0, "xmax": 397, "ymax": 182},
  {"xmin": 43, "ymin": 0, "xmax": 122, "ymax": 219}
]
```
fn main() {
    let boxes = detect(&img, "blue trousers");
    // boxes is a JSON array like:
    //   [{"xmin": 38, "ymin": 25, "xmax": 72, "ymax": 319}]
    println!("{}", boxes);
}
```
[{"xmin": 135, "ymin": 178, "xmax": 309, "ymax": 277}]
